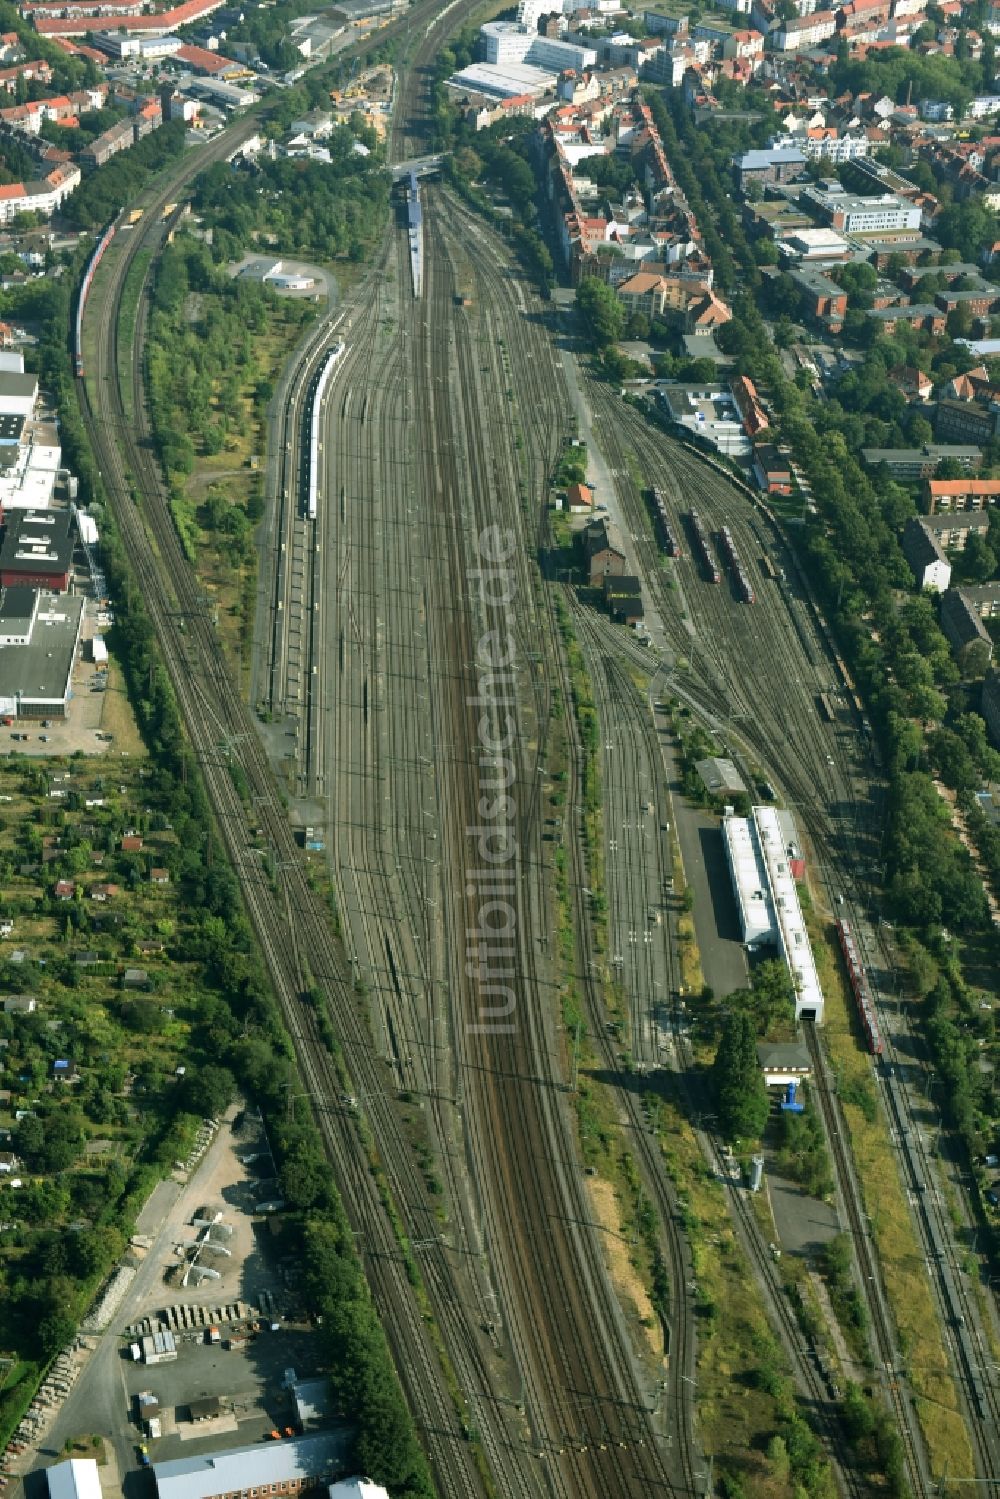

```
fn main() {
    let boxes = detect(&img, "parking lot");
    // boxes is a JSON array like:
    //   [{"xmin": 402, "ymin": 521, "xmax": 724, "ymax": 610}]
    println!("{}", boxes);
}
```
[
  {"xmin": 19, "ymin": 1106, "xmax": 329, "ymax": 1495},
  {"xmin": 121, "ymin": 1323, "xmax": 326, "ymax": 1462},
  {"xmin": 0, "ymin": 602, "xmax": 125, "ymax": 759}
]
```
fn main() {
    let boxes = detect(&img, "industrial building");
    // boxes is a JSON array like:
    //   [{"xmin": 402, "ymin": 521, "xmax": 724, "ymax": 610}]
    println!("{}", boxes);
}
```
[
  {"xmin": 0, "ymin": 590, "xmax": 83, "ymax": 718},
  {"xmin": 0, "ymin": 508, "xmax": 75, "ymax": 591},
  {"xmin": 723, "ymin": 805, "xmax": 824, "ymax": 1023},
  {"xmin": 47, "ymin": 1459, "xmax": 103, "ymax": 1499},
  {"xmin": 696, "ymin": 755, "xmax": 746, "ymax": 798},
  {"xmin": 328, "ymin": 1482, "xmax": 390, "ymax": 1499},
  {"xmin": 153, "ymin": 1431, "xmax": 347, "ymax": 1499}
]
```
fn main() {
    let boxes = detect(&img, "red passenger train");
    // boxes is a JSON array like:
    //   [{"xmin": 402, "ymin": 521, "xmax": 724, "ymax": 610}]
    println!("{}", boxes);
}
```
[{"xmin": 836, "ymin": 918, "xmax": 882, "ymax": 1055}]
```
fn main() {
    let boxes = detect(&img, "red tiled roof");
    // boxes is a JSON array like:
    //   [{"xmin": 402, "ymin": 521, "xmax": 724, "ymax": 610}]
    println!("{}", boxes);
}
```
[
  {"xmin": 36, "ymin": 0, "xmax": 225, "ymax": 35},
  {"xmin": 174, "ymin": 42, "xmax": 234, "ymax": 73}
]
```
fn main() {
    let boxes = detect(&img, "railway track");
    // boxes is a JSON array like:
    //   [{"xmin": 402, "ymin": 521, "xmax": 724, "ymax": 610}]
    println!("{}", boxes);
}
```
[
  {"xmin": 580, "ymin": 388, "xmax": 1000, "ymax": 1492},
  {"xmin": 804, "ymin": 1024, "xmax": 925, "ymax": 1486}
]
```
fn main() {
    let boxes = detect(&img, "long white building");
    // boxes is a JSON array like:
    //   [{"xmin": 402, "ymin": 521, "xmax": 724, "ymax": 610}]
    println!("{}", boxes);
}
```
[
  {"xmin": 480, "ymin": 20, "xmax": 596, "ymax": 73},
  {"xmin": 723, "ymin": 806, "xmax": 824, "ymax": 1023}
]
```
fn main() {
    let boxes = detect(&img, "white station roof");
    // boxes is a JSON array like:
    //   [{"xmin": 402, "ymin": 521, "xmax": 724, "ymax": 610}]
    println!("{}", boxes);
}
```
[
  {"xmin": 753, "ymin": 805, "xmax": 824, "ymax": 1023},
  {"xmin": 722, "ymin": 814, "xmax": 774, "ymax": 948}
]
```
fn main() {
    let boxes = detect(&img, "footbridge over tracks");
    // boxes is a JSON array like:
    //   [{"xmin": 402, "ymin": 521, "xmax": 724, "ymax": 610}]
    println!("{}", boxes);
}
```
[{"xmin": 391, "ymin": 152, "xmax": 445, "ymax": 181}]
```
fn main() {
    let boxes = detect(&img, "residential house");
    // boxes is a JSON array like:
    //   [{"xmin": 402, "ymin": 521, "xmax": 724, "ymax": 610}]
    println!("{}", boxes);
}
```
[
  {"xmin": 2, "ymin": 996, "xmax": 36, "ymax": 1014},
  {"xmin": 935, "ymin": 398, "xmax": 1000, "ymax": 446},
  {"xmin": 902, "ymin": 516, "xmax": 952, "ymax": 590},
  {"xmin": 868, "ymin": 304, "xmax": 947, "ymax": 336},
  {"xmin": 924, "ymin": 477, "xmax": 1000, "ymax": 512},
  {"xmin": 940, "ymin": 584, "xmax": 1000, "ymax": 660},
  {"xmin": 863, "ymin": 445, "xmax": 982, "ymax": 480},
  {"xmin": 922, "ymin": 511, "xmax": 992, "ymax": 551},
  {"xmin": 150, "ymin": 868, "xmax": 170, "ymax": 885},
  {"xmin": 890, "ymin": 365, "xmax": 933, "ymax": 400}
]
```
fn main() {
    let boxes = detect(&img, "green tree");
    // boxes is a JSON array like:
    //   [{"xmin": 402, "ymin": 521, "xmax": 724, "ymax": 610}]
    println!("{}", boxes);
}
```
[
  {"xmin": 182, "ymin": 1063, "xmax": 236, "ymax": 1118},
  {"xmin": 576, "ymin": 277, "xmax": 625, "ymax": 348},
  {"xmin": 712, "ymin": 1009, "xmax": 768, "ymax": 1141}
]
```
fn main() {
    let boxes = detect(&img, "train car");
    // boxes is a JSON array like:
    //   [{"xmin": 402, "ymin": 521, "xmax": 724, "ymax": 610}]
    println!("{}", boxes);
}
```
[
  {"xmin": 74, "ymin": 216, "xmax": 119, "ymax": 377},
  {"xmin": 735, "ymin": 565, "xmax": 755, "ymax": 604},
  {"xmin": 717, "ymin": 525, "xmax": 754, "ymax": 602},
  {"xmin": 407, "ymin": 170, "xmax": 423, "ymax": 298},
  {"xmin": 305, "ymin": 341, "xmax": 346, "ymax": 521},
  {"xmin": 687, "ymin": 510, "xmax": 719, "ymax": 583},
  {"xmin": 647, "ymin": 487, "xmax": 682, "ymax": 557},
  {"xmin": 836, "ymin": 919, "xmax": 882, "ymax": 1055}
]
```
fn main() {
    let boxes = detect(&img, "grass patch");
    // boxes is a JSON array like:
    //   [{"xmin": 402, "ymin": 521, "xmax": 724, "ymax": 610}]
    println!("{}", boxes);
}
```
[
  {"xmin": 116, "ymin": 249, "xmax": 151, "ymax": 424},
  {"xmin": 811, "ymin": 913, "xmax": 974, "ymax": 1483}
]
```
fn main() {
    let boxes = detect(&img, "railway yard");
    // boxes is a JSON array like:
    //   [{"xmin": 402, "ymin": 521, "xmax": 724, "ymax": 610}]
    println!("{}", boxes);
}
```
[{"xmin": 63, "ymin": 5, "xmax": 1000, "ymax": 1497}]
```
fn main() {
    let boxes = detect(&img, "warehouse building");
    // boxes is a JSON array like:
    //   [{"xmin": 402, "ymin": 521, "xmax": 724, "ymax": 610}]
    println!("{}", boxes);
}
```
[
  {"xmin": 154, "ymin": 1431, "xmax": 347, "ymax": 1499},
  {"xmin": 47, "ymin": 1459, "xmax": 103, "ymax": 1499},
  {"xmin": 0, "ymin": 508, "xmax": 74, "ymax": 591},
  {"xmin": 723, "ymin": 806, "xmax": 824, "ymax": 1023},
  {"xmin": 0, "ymin": 370, "xmax": 38, "ymax": 419},
  {"xmin": 0, "ymin": 591, "xmax": 83, "ymax": 718},
  {"xmin": 722, "ymin": 810, "xmax": 774, "ymax": 948}
]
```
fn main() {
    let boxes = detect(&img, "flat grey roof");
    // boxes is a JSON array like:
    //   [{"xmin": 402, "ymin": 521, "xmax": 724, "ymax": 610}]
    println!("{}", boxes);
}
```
[
  {"xmin": 865, "ymin": 446, "xmax": 981, "ymax": 463},
  {"xmin": 0, "ymin": 509, "xmax": 74, "ymax": 576},
  {"xmin": 0, "ymin": 585, "xmax": 36, "ymax": 633},
  {"xmin": 0, "ymin": 372, "xmax": 36, "ymax": 402},
  {"xmin": 0, "ymin": 594, "xmax": 82, "ymax": 704},
  {"xmin": 736, "ymin": 146, "xmax": 805, "ymax": 169}
]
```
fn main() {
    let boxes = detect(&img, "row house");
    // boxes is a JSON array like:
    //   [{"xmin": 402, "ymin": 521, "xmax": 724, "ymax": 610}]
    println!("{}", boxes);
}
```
[
  {"xmin": 899, "ymin": 259, "xmax": 982, "ymax": 292},
  {"xmin": 935, "ymin": 397, "xmax": 1000, "ymax": 446},
  {"xmin": 770, "ymin": 10, "xmax": 836, "ymax": 50},
  {"xmin": 837, "ymin": 0, "xmax": 893, "ymax": 40},
  {"xmin": 0, "ymin": 59, "xmax": 52, "ymax": 92},
  {"xmin": 0, "ymin": 84, "xmax": 107, "ymax": 134},
  {"xmin": 933, "ymin": 285, "xmax": 1000, "ymax": 318},
  {"xmin": 80, "ymin": 115, "xmax": 133, "ymax": 167},
  {"xmin": 783, "ymin": 265, "xmax": 848, "ymax": 331},
  {"xmin": 940, "ymin": 585, "xmax": 1000, "ymax": 661},
  {"xmin": 0, "ymin": 163, "xmax": 80, "ymax": 223},
  {"xmin": 796, "ymin": 127, "xmax": 871, "ymax": 161},
  {"xmin": 925, "ymin": 477, "xmax": 1000, "ymax": 512},
  {"xmin": 22, "ymin": 0, "xmax": 143, "ymax": 14},
  {"xmin": 868, "ymin": 303, "xmax": 947, "ymax": 335}
]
